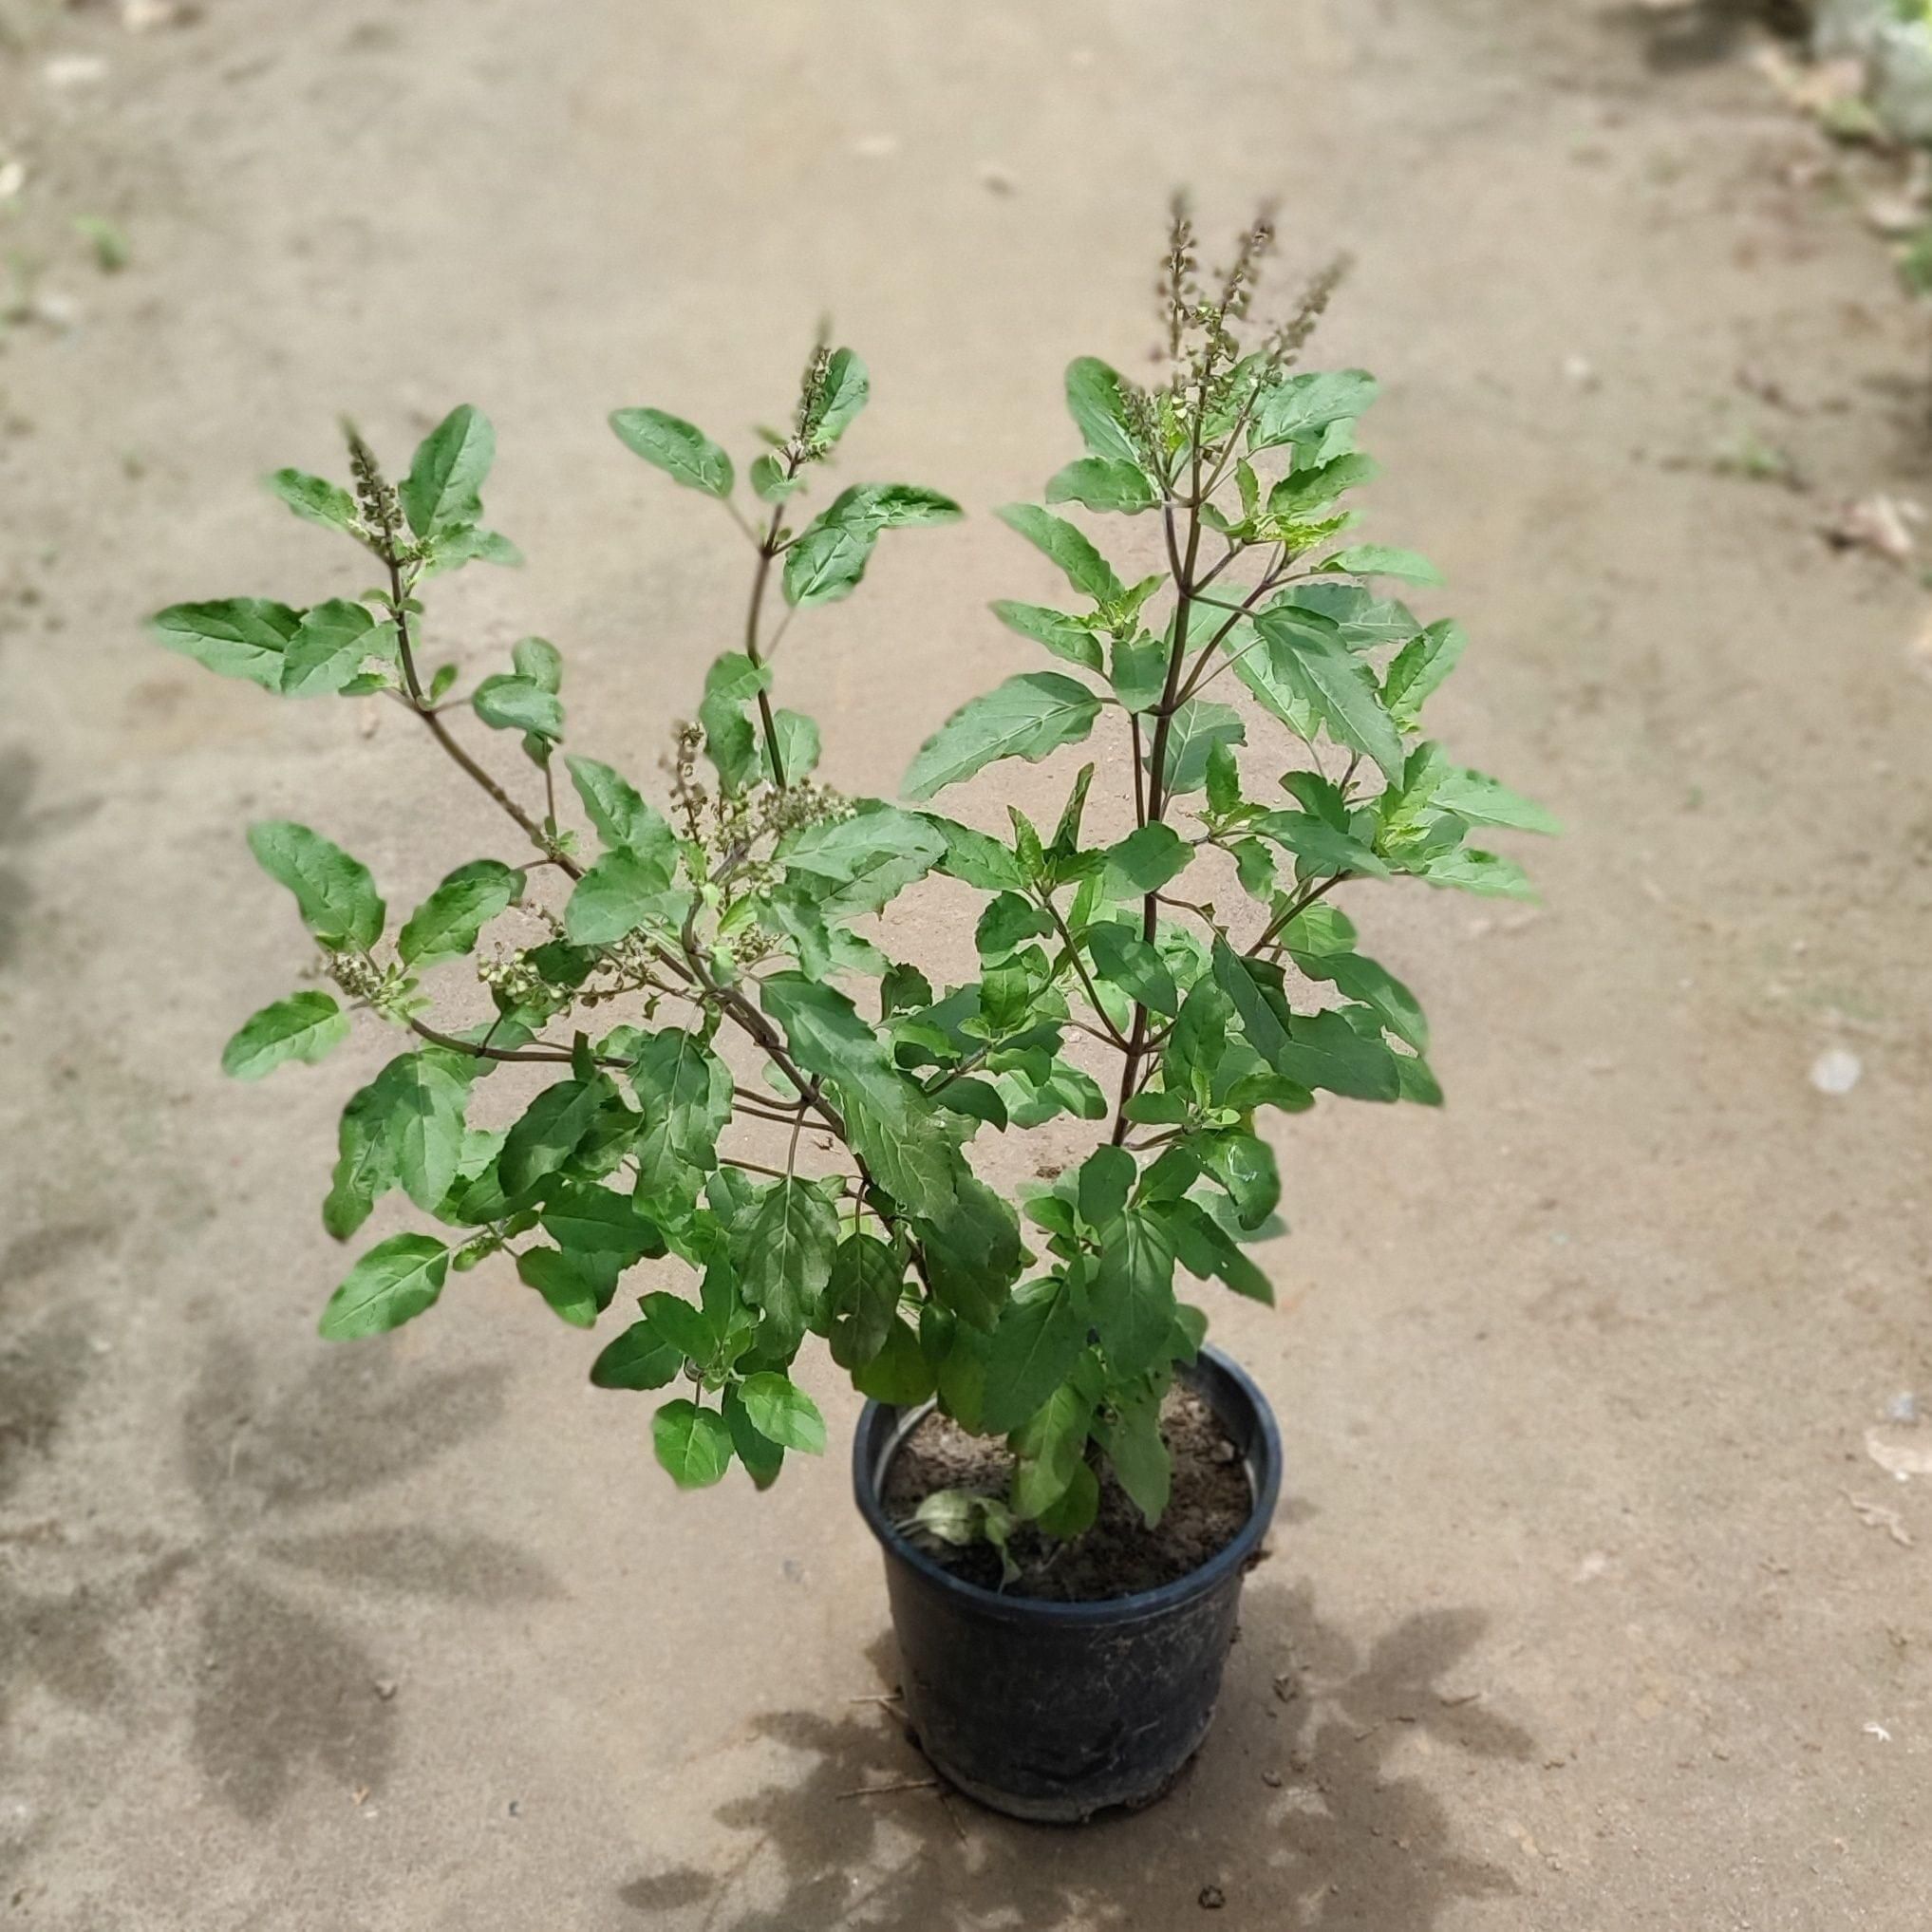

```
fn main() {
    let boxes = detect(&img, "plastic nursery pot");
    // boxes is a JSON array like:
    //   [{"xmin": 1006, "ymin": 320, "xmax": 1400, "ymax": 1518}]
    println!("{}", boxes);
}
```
[{"xmin": 852, "ymin": 1344, "xmax": 1283, "ymax": 1825}]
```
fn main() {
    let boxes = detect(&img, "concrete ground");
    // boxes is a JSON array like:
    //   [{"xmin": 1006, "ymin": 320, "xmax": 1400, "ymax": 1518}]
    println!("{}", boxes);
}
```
[{"xmin": 5, "ymin": 1, "xmax": 1932, "ymax": 1925}]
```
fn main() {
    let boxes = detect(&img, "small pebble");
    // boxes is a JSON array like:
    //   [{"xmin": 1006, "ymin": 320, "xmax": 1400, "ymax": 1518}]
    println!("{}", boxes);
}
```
[
  {"xmin": 1886, "ymin": 1393, "xmax": 1919, "ymax": 1425},
  {"xmin": 1198, "ymin": 1885, "xmax": 1226, "ymax": 1910},
  {"xmin": 373, "ymin": 1679, "xmax": 397, "ymax": 1701},
  {"xmin": 1810, "ymin": 1047, "xmax": 1862, "ymax": 1096},
  {"xmin": 1262, "ymin": 1768, "xmax": 1284, "ymax": 1788}
]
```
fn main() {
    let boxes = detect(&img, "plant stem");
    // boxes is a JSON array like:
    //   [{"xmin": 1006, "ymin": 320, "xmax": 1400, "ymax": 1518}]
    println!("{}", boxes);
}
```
[{"xmin": 742, "ymin": 458, "xmax": 804, "ymax": 791}]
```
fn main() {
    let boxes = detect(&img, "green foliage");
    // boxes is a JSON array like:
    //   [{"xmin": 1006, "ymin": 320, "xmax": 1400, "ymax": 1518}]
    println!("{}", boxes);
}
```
[{"xmin": 168, "ymin": 215, "xmax": 1546, "ymax": 1553}]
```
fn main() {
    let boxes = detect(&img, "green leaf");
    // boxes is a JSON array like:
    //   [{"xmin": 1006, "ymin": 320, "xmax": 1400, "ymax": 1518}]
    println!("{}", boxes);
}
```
[
  {"xmin": 369, "ymin": 1052, "xmax": 472, "ymax": 1210},
  {"xmin": 1036, "ymin": 1457, "xmax": 1100, "ymax": 1537},
  {"xmin": 246, "ymin": 820, "xmax": 385, "ymax": 951},
  {"xmin": 1382, "ymin": 619, "xmax": 1465, "ymax": 729},
  {"xmin": 401, "ymin": 405, "xmax": 494, "ymax": 538},
  {"xmin": 539, "ymin": 1180, "xmax": 665, "ymax": 1264},
  {"xmin": 1095, "ymin": 1387, "xmax": 1172, "ymax": 1527},
  {"xmin": 995, "ymin": 503, "xmax": 1124, "ymax": 606},
  {"xmin": 760, "ymin": 710, "xmax": 820, "ymax": 785},
  {"xmin": 827, "ymin": 1232, "xmax": 902, "ymax": 1370},
  {"xmin": 629, "ymin": 1027, "xmax": 732, "ymax": 1201},
  {"xmin": 904, "ymin": 671, "xmax": 1103, "ymax": 801},
  {"xmin": 422, "ymin": 525, "xmax": 521, "ymax": 574},
  {"xmin": 1077, "ymin": 1145, "xmax": 1135, "ymax": 1231},
  {"xmin": 610, "ymin": 407, "xmax": 734, "ymax": 497},
  {"xmin": 1322, "ymin": 543, "xmax": 1442, "ymax": 586},
  {"xmin": 782, "ymin": 483, "xmax": 962, "ymax": 610},
  {"xmin": 1429, "ymin": 767, "xmax": 1559, "ymax": 836},
  {"xmin": 1045, "ymin": 458, "xmax": 1157, "ymax": 515},
  {"xmin": 1279, "ymin": 1007, "xmax": 1401, "ymax": 1101},
  {"xmin": 914, "ymin": 1173, "xmax": 1023, "ymax": 1332},
  {"xmin": 1250, "ymin": 609, "xmax": 1403, "ymax": 781},
  {"xmin": 637, "ymin": 1289, "xmax": 719, "ymax": 1365},
  {"xmin": 735, "ymin": 1178, "xmax": 838, "ymax": 1353},
  {"xmin": 516, "ymin": 1247, "xmax": 605, "ymax": 1328},
  {"xmin": 1064, "ymin": 357, "xmax": 1143, "ymax": 465},
  {"xmin": 152, "ymin": 598, "xmax": 301, "ymax": 690},
  {"xmin": 1091, "ymin": 1210, "xmax": 1179, "ymax": 1377},
  {"xmin": 1289, "ymin": 947, "xmax": 1428, "ymax": 1051},
  {"xmin": 736, "ymin": 1372, "xmax": 826, "ymax": 1454},
  {"xmin": 266, "ymin": 468, "xmax": 360, "ymax": 535},
  {"xmin": 918, "ymin": 814, "xmax": 1030, "ymax": 891},
  {"xmin": 1157, "ymin": 700, "xmax": 1245, "ymax": 796},
  {"xmin": 1086, "ymin": 922, "xmax": 1178, "ymax": 1018},
  {"xmin": 1274, "ymin": 581, "xmax": 1421, "ymax": 652},
  {"xmin": 990, "ymin": 600, "xmax": 1103, "ymax": 672},
  {"xmin": 852, "ymin": 1318, "xmax": 937, "ymax": 1405},
  {"xmin": 722, "ymin": 1385, "xmax": 785, "ymax": 1490},
  {"xmin": 280, "ymin": 599, "xmax": 394, "ymax": 699},
  {"xmin": 1198, "ymin": 1132, "xmax": 1280, "ymax": 1229},
  {"xmin": 750, "ymin": 454, "xmax": 801, "ymax": 503},
  {"xmin": 1252, "ymin": 810, "xmax": 1388, "ymax": 882},
  {"xmin": 778, "ymin": 804, "xmax": 946, "ymax": 920},
  {"xmin": 323, "ymin": 1079, "xmax": 394, "ymax": 1239},
  {"xmin": 398, "ymin": 859, "xmax": 521, "ymax": 968},
  {"xmin": 1270, "ymin": 451, "xmax": 1379, "ymax": 517},
  {"xmin": 652, "ymin": 1399, "xmax": 734, "ymax": 1488},
  {"xmin": 564, "ymin": 848, "xmax": 679, "ymax": 945},
  {"xmin": 808, "ymin": 347, "xmax": 870, "ymax": 446},
  {"xmin": 980, "ymin": 1277, "xmax": 1090, "ymax": 1435},
  {"xmin": 1107, "ymin": 634, "xmax": 1166, "ymax": 714},
  {"xmin": 1010, "ymin": 1376, "xmax": 1098, "ymax": 1519},
  {"xmin": 760, "ymin": 975, "xmax": 963, "ymax": 1220},
  {"xmin": 319, "ymin": 1233, "xmax": 449, "ymax": 1340},
  {"xmin": 1248, "ymin": 368, "xmax": 1379, "ymax": 452},
  {"xmin": 591, "ymin": 1320, "xmax": 683, "ymax": 1391},
  {"xmin": 509, "ymin": 635, "xmax": 563, "ymax": 693},
  {"xmin": 221, "ymin": 991, "xmax": 349, "ymax": 1079},
  {"xmin": 472, "ymin": 673, "xmax": 564, "ymax": 741},
  {"xmin": 499, "ymin": 1076, "xmax": 613, "ymax": 1196},
  {"xmin": 1411, "ymin": 846, "xmax": 1535, "ymax": 900},
  {"xmin": 697, "ymin": 650, "xmax": 768, "ymax": 791},
  {"xmin": 1100, "ymin": 822, "xmax": 1190, "ymax": 898}
]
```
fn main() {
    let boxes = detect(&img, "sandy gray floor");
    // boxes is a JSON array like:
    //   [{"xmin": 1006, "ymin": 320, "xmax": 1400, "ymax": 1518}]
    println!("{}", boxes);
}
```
[{"xmin": 4, "ymin": 1, "xmax": 1932, "ymax": 1926}]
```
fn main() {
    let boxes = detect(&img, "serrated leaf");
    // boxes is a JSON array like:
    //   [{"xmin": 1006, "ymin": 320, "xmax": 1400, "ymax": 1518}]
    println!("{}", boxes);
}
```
[
  {"xmin": 1322, "ymin": 543, "xmax": 1442, "ymax": 586},
  {"xmin": 735, "ymin": 1177, "xmax": 838, "ymax": 1353},
  {"xmin": 995, "ymin": 503, "xmax": 1125, "ymax": 606},
  {"xmin": 516, "ymin": 1247, "xmax": 606, "ymax": 1328},
  {"xmin": 563, "ymin": 849, "xmax": 680, "ymax": 945},
  {"xmin": 610, "ymin": 407, "xmax": 733, "ymax": 497},
  {"xmin": 778, "ymin": 803, "xmax": 946, "ymax": 920},
  {"xmin": 990, "ymin": 600, "xmax": 1104, "ymax": 671},
  {"xmin": 1086, "ymin": 921, "xmax": 1179, "ymax": 1017},
  {"xmin": 266, "ymin": 468, "xmax": 360, "ymax": 535},
  {"xmin": 401, "ymin": 405, "xmax": 494, "ymax": 538},
  {"xmin": 152, "ymin": 598, "xmax": 301, "ymax": 690},
  {"xmin": 499, "ymin": 1076, "xmax": 612, "ymax": 1196},
  {"xmin": 1248, "ymin": 368, "xmax": 1379, "ymax": 452},
  {"xmin": 221, "ymin": 991, "xmax": 349, "ymax": 1079},
  {"xmin": 903, "ymin": 671, "xmax": 1103, "ymax": 801},
  {"xmin": 1064, "ymin": 356, "xmax": 1143, "ymax": 464},
  {"xmin": 1099, "ymin": 823, "xmax": 1190, "ymax": 899},
  {"xmin": 1289, "ymin": 947, "xmax": 1428, "ymax": 1051},
  {"xmin": 246, "ymin": 820, "xmax": 385, "ymax": 951},
  {"xmin": 398, "ymin": 858, "xmax": 521, "ymax": 968},
  {"xmin": 808, "ymin": 347, "xmax": 869, "ymax": 446},
  {"xmin": 827, "ymin": 1232, "xmax": 902, "ymax": 1370},
  {"xmin": 629, "ymin": 1026, "xmax": 732, "ymax": 1201},
  {"xmin": 280, "ymin": 599, "xmax": 395, "ymax": 699},
  {"xmin": 1429, "ymin": 767, "xmax": 1558, "ymax": 835},
  {"xmin": 1045, "ymin": 457, "xmax": 1158, "ymax": 515},
  {"xmin": 1156, "ymin": 699, "xmax": 1245, "ymax": 796},
  {"xmin": 319, "ymin": 1233, "xmax": 449, "ymax": 1340},
  {"xmin": 979, "ymin": 1278, "xmax": 1090, "ymax": 1435},
  {"xmin": 1251, "ymin": 608, "xmax": 1403, "ymax": 781},
  {"xmin": 1091, "ymin": 1210, "xmax": 1178, "ymax": 1377}
]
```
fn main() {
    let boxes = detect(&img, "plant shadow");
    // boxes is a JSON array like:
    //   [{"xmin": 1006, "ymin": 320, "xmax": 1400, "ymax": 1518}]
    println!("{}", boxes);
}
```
[
  {"xmin": 617, "ymin": 1580, "xmax": 1533, "ymax": 1930},
  {"xmin": 1596, "ymin": 0, "xmax": 1808, "ymax": 74}
]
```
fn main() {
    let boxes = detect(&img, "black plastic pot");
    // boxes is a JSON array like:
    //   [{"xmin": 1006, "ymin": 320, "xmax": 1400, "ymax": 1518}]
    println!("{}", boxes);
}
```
[{"xmin": 852, "ymin": 1344, "xmax": 1283, "ymax": 1824}]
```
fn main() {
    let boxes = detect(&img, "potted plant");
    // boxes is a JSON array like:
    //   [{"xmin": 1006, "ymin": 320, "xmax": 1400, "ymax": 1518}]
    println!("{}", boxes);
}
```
[{"xmin": 154, "ymin": 204, "xmax": 1549, "ymax": 1824}]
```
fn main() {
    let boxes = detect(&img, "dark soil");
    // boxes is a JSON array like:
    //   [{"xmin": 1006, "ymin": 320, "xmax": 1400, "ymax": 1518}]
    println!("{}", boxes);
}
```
[{"xmin": 880, "ymin": 1387, "xmax": 1255, "ymax": 1603}]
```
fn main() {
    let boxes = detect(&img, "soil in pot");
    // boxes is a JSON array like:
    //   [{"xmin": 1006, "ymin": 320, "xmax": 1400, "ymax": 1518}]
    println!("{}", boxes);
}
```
[{"xmin": 880, "ymin": 1388, "xmax": 1252, "ymax": 1603}]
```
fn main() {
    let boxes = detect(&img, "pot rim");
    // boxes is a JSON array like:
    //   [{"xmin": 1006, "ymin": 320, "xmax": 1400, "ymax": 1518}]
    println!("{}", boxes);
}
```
[{"xmin": 851, "ymin": 1342, "xmax": 1283, "ymax": 1628}]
